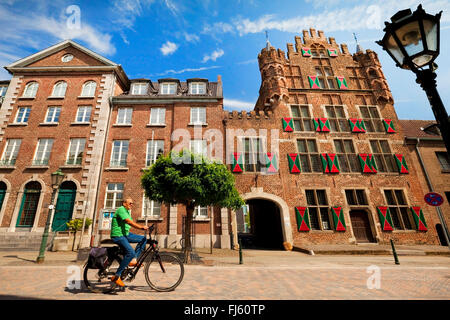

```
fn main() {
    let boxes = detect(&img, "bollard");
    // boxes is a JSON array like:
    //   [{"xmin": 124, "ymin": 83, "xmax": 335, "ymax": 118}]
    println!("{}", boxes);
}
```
[
  {"xmin": 238, "ymin": 238, "xmax": 243, "ymax": 265},
  {"xmin": 390, "ymin": 239, "xmax": 400, "ymax": 265}
]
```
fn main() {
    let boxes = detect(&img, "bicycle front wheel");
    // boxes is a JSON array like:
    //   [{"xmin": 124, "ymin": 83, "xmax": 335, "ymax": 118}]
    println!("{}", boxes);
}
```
[
  {"xmin": 83, "ymin": 258, "xmax": 121, "ymax": 294},
  {"xmin": 144, "ymin": 252, "xmax": 184, "ymax": 292}
]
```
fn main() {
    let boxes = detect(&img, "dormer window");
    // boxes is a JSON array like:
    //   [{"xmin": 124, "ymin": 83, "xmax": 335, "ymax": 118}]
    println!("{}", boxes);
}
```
[
  {"xmin": 160, "ymin": 82, "xmax": 177, "ymax": 95},
  {"xmin": 189, "ymin": 82, "xmax": 206, "ymax": 95},
  {"xmin": 131, "ymin": 82, "xmax": 148, "ymax": 95}
]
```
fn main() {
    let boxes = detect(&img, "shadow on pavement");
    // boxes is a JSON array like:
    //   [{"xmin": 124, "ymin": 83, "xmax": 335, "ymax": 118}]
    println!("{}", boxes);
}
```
[
  {"xmin": 0, "ymin": 294, "xmax": 50, "ymax": 300},
  {"xmin": 3, "ymin": 255, "xmax": 36, "ymax": 263}
]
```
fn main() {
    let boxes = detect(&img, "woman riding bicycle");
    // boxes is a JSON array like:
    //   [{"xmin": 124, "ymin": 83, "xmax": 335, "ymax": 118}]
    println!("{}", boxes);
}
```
[{"xmin": 110, "ymin": 197, "xmax": 149, "ymax": 287}]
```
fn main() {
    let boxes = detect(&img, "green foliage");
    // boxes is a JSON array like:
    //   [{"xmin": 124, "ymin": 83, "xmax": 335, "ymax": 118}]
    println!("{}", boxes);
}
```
[
  {"xmin": 141, "ymin": 150, "xmax": 244, "ymax": 210},
  {"xmin": 66, "ymin": 218, "xmax": 92, "ymax": 232}
]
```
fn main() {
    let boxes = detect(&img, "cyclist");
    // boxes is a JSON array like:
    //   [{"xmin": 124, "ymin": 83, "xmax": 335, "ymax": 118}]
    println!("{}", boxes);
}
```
[{"xmin": 110, "ymin": 197, "xmax": 149, "ymax": 287}]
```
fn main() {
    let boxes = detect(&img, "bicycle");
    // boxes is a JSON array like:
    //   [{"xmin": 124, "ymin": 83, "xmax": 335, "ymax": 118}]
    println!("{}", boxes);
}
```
[{"xmin": 83, "ymin": 224, "xmax": 184, "ymax": 294}]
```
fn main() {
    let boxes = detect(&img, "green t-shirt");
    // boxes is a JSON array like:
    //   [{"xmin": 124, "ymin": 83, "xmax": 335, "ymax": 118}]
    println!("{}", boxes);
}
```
[{"xmin": 110, "ymin": 206, "xmax": 132, "ymax": 237}]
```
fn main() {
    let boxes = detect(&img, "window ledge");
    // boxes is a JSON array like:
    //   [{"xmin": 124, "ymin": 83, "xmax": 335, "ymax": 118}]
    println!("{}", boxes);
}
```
[
  {"xmin": 60, "ymin": 164, "xmax": 83, "ymax": 169},
  {"xmin": 47, "ymin": 96, "xmax": 65, "ymax": 100},
  {"xmin": 441, "ymin": 169, "xmax": 450, "ymax": 174},
  {"xmin": 137, "ymin": 217, "xmax": 163, "ymax": 222},
  {"xmin": 146, "ymin": 123, "xmax": 166, "ymax": 127},
  {"xmin": 70, "ymin": 122, "xmax": 91, "ymax": 126},
  {"xmin": 18, "ymin": 96, "xmax": 35, "ymax": 100},
  {"xmin": 8, "ymin": 123, "xmax": 28, "ymax": 126},
  {"xmin": 193, "ymin": 217, "xmax": 210, "ymax": 222},
  {"xmin": 0, "ymin": 165, "xmax": 16, "ymax": 170},
  {"xmin": 77, "ymin": 96, "xmax": 95, "ymax": 99},
  {"xmin": 113, "ymin": 124, "xmax": 132, "ymax": 127},
  {"xmin": 188, "ymin": 123, "xmax": 208, "ymax": 126},
  {"xmin": 25, "ymin": 165, "xmax": 49, "ymax": 169},
  {"xmin": 39, "ymin": 122, "xmax": 59, "ymax": 126},
  {"xmin": 105, "ymin": 167, "xmax": 129, "ymax": 171}
]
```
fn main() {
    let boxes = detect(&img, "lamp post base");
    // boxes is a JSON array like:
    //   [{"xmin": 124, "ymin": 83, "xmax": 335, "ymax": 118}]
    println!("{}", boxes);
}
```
[{"xmin": 36, "ymin": 256, "xmax": 45, "ymax": 264}]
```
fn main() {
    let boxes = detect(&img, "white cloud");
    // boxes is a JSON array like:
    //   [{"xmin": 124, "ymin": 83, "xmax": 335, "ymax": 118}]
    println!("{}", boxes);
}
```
[
  {"xmin": 160, "ymin": 41, "xmax": 178, "ymax": 56},
  {"xmin": 184, "ymin": 32, "xmax": 200, "ymax": 43},
  {"xmin": 202, "ymin": 49, "xmax": 224, "ymax": 63},
  {"xmin": 201, "ymin": 22, "xmax": 234, "ymax": 36},
  {"xmin": 223, "ymin": 98, "xmax": 255, "ymax": 111},
  {"xmin": 150, "ymin": 65, "xmax": 220, "ymax": 76}
]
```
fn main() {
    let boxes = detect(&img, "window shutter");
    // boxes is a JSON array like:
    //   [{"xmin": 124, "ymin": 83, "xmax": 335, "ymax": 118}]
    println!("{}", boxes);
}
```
[
  {"xmin": 349, "ymin": 118, "xmax": 361, "ymax": 133},
  {"xmin": 327, "ymin": 154, "xmax": 340, "ymax": 173},
  {"xmin": 382, "ymin": 119, "xmax": 396, "ymax": 133},
  {"xmin": 265, "ymin": 153, "xmax": 278, "ymax": 173},
  {"xmin": 282, "ymin": 118, "xmax": 294, "ymax": 132},
  {"xmin": 328, "ymin": 48, "xmax": 338, "ymax": 57},
  {"xmin": 231, "ymin": 152, "xmax": 243, "ymax": 173},
  {"xmin": 410, "ymin": 206, "xmax": 428, "ymax": 231},
  {"xmin": 321, "ymin": 153, "xmax": 330, "ymax": 173},
  {"xmin": 358, "ymin": 119, "xmax": 366, "ymax": 132},
  {"xmin": 331, "ymin": 207, "xmax": 346, "ymax": 231},
  {"xmin": 288, "ymin": 153, "xmax": 301, "ymax": 173},
  {"xmin": 336, "ymin": 76, "xmax": 348, "ymax": 89},
  {"xmin": 376, "ymin": 206, "xmax": 394, "ymax": 231},
  {"xmin": 308, "ymin": 76, "xmax": 321, "ymax": 89},
  {"xmin": 394, "ymin": 154, "xmax": 409, "ymax": 174},
  {"xmin": 295, "ymin": 207, "xmax": 310, "ymax": 231},
  {"xmin": 301, "ymin": 47, "xmax": 312, "ymax": 57},
  {"xmin": 358, "ymin": 154, "xmax": 377, "ymax": 173},
  {"xmin": 319, "ymin": 118, "xmax": 330, "ymax": 132},
  {"xmin": 313, "ymin": 118, "xmax": 321, "ymax": 132}
]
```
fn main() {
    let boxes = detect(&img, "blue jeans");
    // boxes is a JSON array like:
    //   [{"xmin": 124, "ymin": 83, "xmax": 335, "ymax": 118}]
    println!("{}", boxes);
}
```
[{"xmin": 111, "ymin": 232, "xmax": 147, "ymax": 277}]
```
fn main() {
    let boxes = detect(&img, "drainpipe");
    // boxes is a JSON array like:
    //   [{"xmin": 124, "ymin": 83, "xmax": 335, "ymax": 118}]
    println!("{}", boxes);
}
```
[{"xmin": 414, "ymin": 138, "xmax": 450, "ymax": 246}]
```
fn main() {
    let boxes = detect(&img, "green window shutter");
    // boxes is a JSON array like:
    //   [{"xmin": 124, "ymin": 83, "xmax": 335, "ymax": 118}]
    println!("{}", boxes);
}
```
[
  {"xmin": 231, "ymin": 152, "xmax": 243, "ymax": 173},
  {"xmin": 301, "ymin": 47, "xmax": 312, "ymax": 57},
  {"xmin": 321, "ymin": 153, "xmax": 330, "ymax": 173},
  {"xmin": 394, "ymin": 154, "xmax": 409, "ymax": 174},
  {"xmin": 288, "ymin": 153, "xmax": 301, "ymax": 173},
  {"xmin": 358, "ymin": 119, "xmax": 366, "ymax": 133},
  {"xmin": 313, "ymin": 118, "xmax": 321, "ymax": 132},
  {"xmin": 336, "ymin": 76, "xmax": 348, "ymax": 90},
  {"xmin": 349, "ymin": 118, "xmax": 361, "ymax": 133},
  {"xmin": 358, "ymin": 154, "xmax": 377, "ymax": 173},
  {"xmin": 327, "ymin": 154, "xmax": 340, "ymax": 173},
  {"xmin": 331, "ymin": 207, "xmax": 346, "ymax": 231},
  {"xmin": 319, "ymin": 118, "xmax": 330, "ymax": 132},
  {"xmin": 376, "ymin": 206, "xmax": 394, "ymax": 231},
  {"xmin": 411, "ymin": 206, "xmax": 428, "ymax": 231},
  {"xmin": 382, "ymin": 119, "xmax": 396, "ymax": 133},
  {"xmin": 328, "ymin": 48, "xmax": 338, "ymax": 57},
  {"xmin": 265, "ymin": 153, "xmax": 278, "ymax": 173},
  {"xmin": 282, "ymin": 118, "xmax": 294, "ymax": 132},
  {"xmin": 295, "ymin": 207, "xmax": 310, "ymax": 231},
  {"xmin": 369, "ymin": 154, "xmax": 378, "ymax": 173},
  {"xmin": 308, "ymin": 76, "xmax": 321, "ymax": 89}
]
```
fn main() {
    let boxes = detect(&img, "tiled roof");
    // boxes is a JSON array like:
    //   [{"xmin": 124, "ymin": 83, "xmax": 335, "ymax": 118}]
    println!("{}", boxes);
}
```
[{"xmin": 398, "ymin": 119, "xmax": 442, "ymax": 139}]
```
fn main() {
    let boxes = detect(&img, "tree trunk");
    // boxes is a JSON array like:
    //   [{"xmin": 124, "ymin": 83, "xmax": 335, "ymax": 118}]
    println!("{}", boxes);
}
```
[{"xmin": 183, "ymin": 202, "xmax": 195, "ymax": 264}]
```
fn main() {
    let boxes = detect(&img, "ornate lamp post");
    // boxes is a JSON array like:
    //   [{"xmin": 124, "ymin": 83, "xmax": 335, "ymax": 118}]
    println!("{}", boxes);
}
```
[
  {"xmin": 376, "ymin": 4, "xmax": 450, "ymax": 155},
  {"xmin": 36, "ymin": 169, "xmax": 65, "ymax": 263}
]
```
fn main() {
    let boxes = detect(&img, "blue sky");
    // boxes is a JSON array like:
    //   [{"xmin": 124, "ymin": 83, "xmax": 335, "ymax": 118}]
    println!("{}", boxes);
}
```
[{"xmin": 0, "ymin": 0, "xmax": 449, "ymax": 119}]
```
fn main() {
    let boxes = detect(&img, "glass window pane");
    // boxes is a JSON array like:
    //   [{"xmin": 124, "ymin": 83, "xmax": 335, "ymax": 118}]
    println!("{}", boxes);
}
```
[
  {"xmin": 297, "ymin": 140, "xmax": 306, "ymax": 153},
  {"xmin": 316, "ymin": 190, "xmax": 327, "ymax": 205},
  {"xmin": 306, "ymin": 190, "xmax": 316, "ymax": 205},
  {"xmin": 343, "ymin": 140, "xmax": 354, "ymax": 153},
  {"xmin": 400, "ymin": 207, "xmax": 413, "ymax": 229},
  {"xmin": 346, "ymin": 190, "xmax": 357, "ymax": 205},
  {"xmin": 379, "ymin": 140, "xmax": 390, "ymax": 153},
  {"xmin": 356, "ymin": 190, "xmax": 367, "ymax": 205},
  {"xmin": 300, "ymin": 155, "xmax": 310, "ymax": 172},
  {"xmin": 394, "ymin": 190, "xmax": 406, "ymax": 205},
  {"xmin": 291, "ymin": 106, "xmax": 300, "ymax": 118},
  {"xmin": 335, "ymin": 106, "xmax": 345, "ymax": 118},
  {"xmin": 300, "ymin": 106, "xmax": 309, "ymax": 117},
  {"xmin": 360, "ymin": 106, "xmax": 370, "ymax": 118},
  {"xmin": 370, "ymin": 141, "xmax": 380, "ymax": 153},
  {"xmin": 334, "ymin": 140, "xmax": 344, "ymax": 153},
  {"xmin": 320, "ymin": 208, "xmax": 331, "ymax": 230},
  {"xmin": 308, "ymin": 208, "xmax": 320, "ymax": 230},
  {"xmin": 307, "ymin": 140, "xmax": 317, "ymax": 153},
  {"xmin": 369, "ymin": 107, "xmax": 380, "ymax": 118},
  {"xmin": 385, "ymin": 190, "xmax": 396, "ymax": 205},
  {"xmin": 311, "ymin": 154, "xmax": 322, "ymax": 172},
  {"xmin": 293, "ymin": 120, "xmax": 302, "ymax": 131},
  {"xmin": 303, "ymin": 119, "xmax": 312, "ymax": 131}
]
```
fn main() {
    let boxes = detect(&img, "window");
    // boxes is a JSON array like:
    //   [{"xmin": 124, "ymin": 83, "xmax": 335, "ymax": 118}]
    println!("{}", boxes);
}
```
[
  {"xmin": 190, "ymin": 107, "xmax": 206, "ymax": 124},
  {"xmin": 290, "ymin": 105, "xmax": 313, "ymax": 131},
  {"xmin": 150, "ymin": 108, "xmax": 165, "ymax": 125},
  {"xmin": 370, "ymin": 140, "xmax": 397, "ymax": 173},
  {"xmin": 0, "ymin": 86, "xmax": 7, "ymax": 97},
  {"xmin": 146, "ymin": 140, "xmax": 164, "ymax": 166},
  {"xmin": 384, "ymin": 189, "xmax": 413, "ymax": 230},
  {"xmin": 110, "ymin": 140, "xmax": 129, "ymax": 167},
  {"xmin": 305, "ymin": 189, "xmax": 332, "ymax": 230},
  {"xmin": 45, "ymin": 106, "xmax": 61, "ymax": 123},
  {"xmin": 66, "ymin": 138, "xmax": 86, "ymax": 165},
  {"xmin": 143, "ymin": 196, "xmax": 161, "ymax": 218},
  {"xmin": 297, "ymin": 139, "xmax": 321, "ymax": 173},
  {"xmin": 325, "ymin": 105, "xmax": 350, "ymax": 132},
  {"xmin": 33, "ymin": 139, "xmax": 54, "ymax": 165},
  {"xmin": 436, "ymin": 152, "xmax": 450, "ymax": 171},
  {"xmin": 23, "ymin": 82, "xmax": 39, "ymax": 98},
  {"xmin": 116, "ymin": 108, "xmax": 132, "ymax": 125},
  {"xmin": 194, "ymin": 206, "xmax": 208, "ymax": 218},
  {"xmin": 1, "ymin": 139, "xmax": 21, "ymax": 166},
  {"xmin": 333, "ymin": 139, "xmax": 360, "ymax": 172},
  {"xmin": 76, "ymin": 106, "xmax": 92, "ymax": 123},
  {"xmin": 242, "ymin": 137, "xmax": 264, "ymax": 172},
  {"xmin": 189, "ymin": 82, "xmax": 206, "ymax": 94},
  {"xmin": 51, "ymin": 81, "xmax": 67, "ymax": 97},
  {"xmin": 131, "ymin": 82, "xmax": 148, "ymax": 95},
  {"xmin": 61, "ymin": 54, "xmax": 73, "ymax": 62},
  {"xmin": 81, "ymin": 81, "xmax": 96, "ymax": 97},
  {"xmin": 359, "ymin": 106, "xmax": 384, "ymax": 132},
  {"xmin": 160, "ymin": 82, "xmax": 177, "ymax": 95},
  {"xmin": 105, "ymin": 183, "xmax": 124, "ymax": 209},
  {"xmin": 190, "ymin": 139, "xmax": 207, "ymax": 157},
  {"xmin": 315, "ymin": 66, "xmax": 336, "ymax": 89},
  {"xmin": 345, "ymin": 189, "xmax": 368, "ymax": 206},
  {"xmin": 15, "ymin": 107, "xmax": 31, "ymax": 123}
]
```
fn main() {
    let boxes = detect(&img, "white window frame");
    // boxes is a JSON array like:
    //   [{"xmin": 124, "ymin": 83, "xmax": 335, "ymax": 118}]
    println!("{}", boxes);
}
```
[
  {"xmin": 23, "ymin": 82, "xmax": 39, "ymax": 98},
  {"xmin": 45, "ymin": 106, "xmax": 61, "ymax": 123},
  {"xmin": 81, "ymin": 81, "xmax": 97, "ymax": 97},
  {"xmin": 66, "ymin": 138, "xmax": 86, "ymax": 165},
  {"xmin": 189, "ymin": 82, "xmax": 206, "ymax": 95},
  {"xmin": 76, "ymin": 106, "xmax": 92, "ymax": 123},
  {"xmin": 110, "ymin": 140, "xmax": 129, "ymax": 167},
  {"xmin": 142, "ymin": 195, "xmax": 162, "ymax": 219},
  {"xmin": 149, "ymin": 108, "xmax": 166, "ymax": 125},
  {"xmin": 1, "ymin": 139, "xmax": 21, "ymax": 165},
  {"xmin": 131, "ymin": 83, "xmax": 148, "ymax": 95},
  {"xmin": 190, "ymin": 139, "xmax": 207, "ymax": 157},
  {"xmin": 194, "ymin": 206, "xmax": 208, "ymax": 219},
  {"xmin": 105, "ymin": 183, "xmax": 124, "ymax": 209},
  {"xmin": 146, "ymin": 140, "xmax": 164, "ymax": 166},
  {"xmin": 116, "ymin": 107, "xmax": 133, "ymax": 125},
  {"xmin": 160, "ymin": 82, "xmax": 177, "ymax": 95},
  {"xmin": 0, "ymin": 86, "xmax": 7, "ymax": 97},
  {"xmin": 51, "ymin": 81, "xmax": 67, "ymax": 97},
  {"xmin": 33, "ymin": 138, "xmax": 54, "ymax": 165},
  {"xmin": 61, "ymin": 54, "xmax": 73, "ymax": 62},
  {"xmin": 15, "ymin": 107, "xmax": 31, "ymax": 123},
  {"xmin": 190, "ymin": 107, "xmax": 206, "ymax": 124}
]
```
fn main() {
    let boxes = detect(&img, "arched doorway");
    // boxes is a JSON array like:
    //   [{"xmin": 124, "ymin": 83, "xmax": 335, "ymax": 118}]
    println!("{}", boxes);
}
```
[
  {"xmin": 0, "ymin": 182, "xmax": 6, "ymax": 213},
  {"xmin": 52, "ymin": 181, "xmax": 77, "ymax": 231},
  {"xmin": 238, "ymin": 199, "xmax": 284, "ymax": 250},
  {"xmin": 16, "ymin": 181, "xmax": 42, "ymax": 228}
]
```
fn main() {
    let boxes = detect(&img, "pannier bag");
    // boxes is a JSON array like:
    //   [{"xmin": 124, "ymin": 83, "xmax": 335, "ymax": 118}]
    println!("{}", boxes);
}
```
[{"xmin": 87, "ymin": 247, "xmax": 109, "ymax": 269}]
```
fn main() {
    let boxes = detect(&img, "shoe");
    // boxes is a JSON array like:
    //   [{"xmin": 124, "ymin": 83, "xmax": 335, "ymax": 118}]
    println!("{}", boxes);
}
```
[
  {"xmin": 111, "ymin": 275, "xmax": 125, "ymax": 287},
  {"xmin": 128, "ymin": 259, "xmax": 137, "ymax": 267}
]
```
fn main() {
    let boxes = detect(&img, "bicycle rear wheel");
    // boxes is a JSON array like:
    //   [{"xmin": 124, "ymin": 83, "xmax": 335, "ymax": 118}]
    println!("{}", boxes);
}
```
[
  {"xmin": 144, "ymin": 252, "xmax": 184, "ymax": 292},
  {"xmin": 83, "ymin": 258, "xmax": 121, "ymax": 293}
]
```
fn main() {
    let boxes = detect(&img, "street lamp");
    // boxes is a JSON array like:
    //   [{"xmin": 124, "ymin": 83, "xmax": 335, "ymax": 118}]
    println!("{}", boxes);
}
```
[
  {"xmin": 36, "ymin": 169, "xmax": 65, "ymax": 263},
  {"xmin": 376, "ymin": 4, "xmax": 450, "ymax": 155}
]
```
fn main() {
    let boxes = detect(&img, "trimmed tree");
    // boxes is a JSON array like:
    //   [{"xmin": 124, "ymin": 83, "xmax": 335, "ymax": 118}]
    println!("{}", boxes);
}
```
[{"xmin": 141, "ymin": 150, "xmax": 245, "ymax": 263}]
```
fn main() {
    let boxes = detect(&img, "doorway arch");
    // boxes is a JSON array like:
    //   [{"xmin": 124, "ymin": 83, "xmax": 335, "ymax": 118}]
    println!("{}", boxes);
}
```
[{"xmin": 16, "ymin": 181, "xmax": 42, "ymax": 228}]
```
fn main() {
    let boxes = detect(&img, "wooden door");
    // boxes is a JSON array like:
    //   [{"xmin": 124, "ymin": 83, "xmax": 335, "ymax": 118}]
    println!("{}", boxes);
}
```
[
  {"xmin": 52, "ymin": 189, "xmax": 76, "ymax": 231},
  {"xmin": 350, "ymin": 210, "xmax": 375, "ymax": 243}
]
